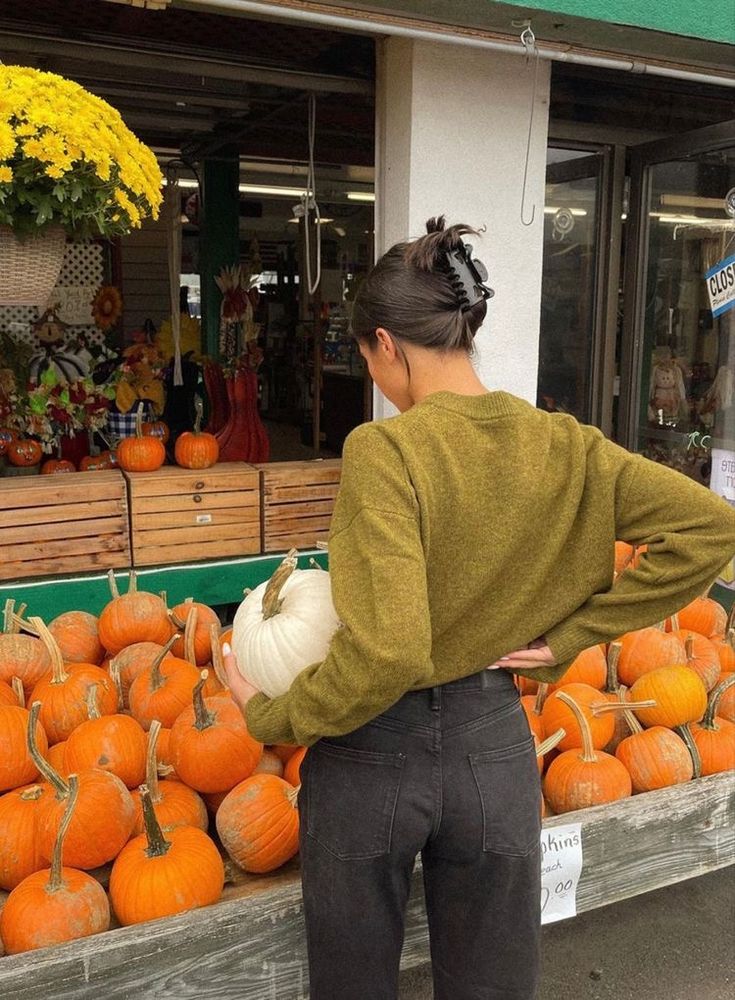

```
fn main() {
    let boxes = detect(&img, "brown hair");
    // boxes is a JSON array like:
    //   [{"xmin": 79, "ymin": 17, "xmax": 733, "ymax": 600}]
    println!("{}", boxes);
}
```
[{"xmin": 351, "ymin": 216, "xmax": 487, "ymax": 356}]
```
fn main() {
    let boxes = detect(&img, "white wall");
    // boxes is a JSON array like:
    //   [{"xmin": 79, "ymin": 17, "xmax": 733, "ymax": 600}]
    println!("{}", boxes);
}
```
[{"xmin": 374, "ymin": 37, "xmax": 551, "ymax": 418}]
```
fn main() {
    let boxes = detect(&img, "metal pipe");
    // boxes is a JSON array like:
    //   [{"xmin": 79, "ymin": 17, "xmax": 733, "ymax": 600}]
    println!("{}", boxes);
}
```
[{"xmin": 180, "ymin": 0, "xmax": 735, "ymax": 89}]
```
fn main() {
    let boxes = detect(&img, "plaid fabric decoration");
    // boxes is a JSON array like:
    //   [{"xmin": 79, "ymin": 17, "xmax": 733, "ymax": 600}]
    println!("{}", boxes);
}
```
[{"xmin": 105, "ymin": 402, "xmax": 153, "ymax": 442}]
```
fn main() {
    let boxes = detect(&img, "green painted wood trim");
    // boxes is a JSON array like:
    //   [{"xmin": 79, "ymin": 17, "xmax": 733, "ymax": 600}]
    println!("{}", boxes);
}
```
[
  {"xmin": 0, "ymin": 551, "xmax": 328, "ymax": 621},
  {"xmin": 500, "ymin": 0, "xmax": 735, "ymax": 45},
  {"xmin": 200, "ymin": 149, "xmax": 241, "ymax": 358}
]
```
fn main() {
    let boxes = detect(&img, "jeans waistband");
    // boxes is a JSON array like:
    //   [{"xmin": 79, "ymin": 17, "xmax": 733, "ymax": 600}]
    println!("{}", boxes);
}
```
[{"xmin": 401, "ymin": 668, "xmax": 515, "ymax": 711}]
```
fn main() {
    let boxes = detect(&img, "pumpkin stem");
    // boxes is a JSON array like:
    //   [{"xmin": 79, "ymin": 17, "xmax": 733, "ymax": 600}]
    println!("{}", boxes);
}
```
[
  {"xmin": 29, "ymin": 617, "xmax": 68, "ymax": 684},
  {"xmin": 134, "ymin": 406, "xmax": 144, "ymax": 440},
  {"xmin": 674, "ymin": 723, "xmax": 702, "ymax": 779},
  {"xmin": 2, "ymin": 599, "xmax": 14, "ymax": 634},
  {"xmin": 210, "ymin": 624, "xmax": 228, "ymax": 688},
  {"xmin": 262, "ymin": 549, "xmax": 299, "ymax": 620},
  {"xmin": 308, "ymin": 558, "xmax": 324, "ymax": 571},
  {"xmin": 555, "ymin": 690, "xmax": 597, "ymax": 763},
  {"xmin": 593, "ymin": 698, "xmax": 656, "ymax": 715},
  {"xmin": 139, "ymin": 783, "xmax": 172, "ymax": 858},
  {"xmin": 184, "ymin": 605, "xmax": 199, "ymax": 666},
  {"xmin": 605, "ymin": 641, "xmax": 621, "ymax": 693},
  {"xmin": 194, "ymin": 398, "xmax": 203, "ymax": 435},
  {"xmin": 684, "ymin": 634, "xmax": 695, "ymax": 662},
  {"xmin": 145, "ymin": 720, "xmax": 163, "ymax": 804},
  {"xmin": 107, "ymin": 569, "xmax": 120, "ymax": 601},
  {"xmin": 727, "ymin": 604, "xmax": 735, "ymax": 634},
  {"xmin": 11, "ymin": 676, "xmax": 25, "ymax": 707},
  {"xmin": 85, "ymin": 683, "xmax": 101, "ymax": 720},
  {"xmin": 10, "ymin": 606, "xmax": 36, "ymax": 635},
  {"xmin": 109, "ymin": 658, "xmax": 125, "ymax": 712},
  {"xmin": 170, "ymin": 609, "xmax": 188, "ymax": 630},
  {"xmin": 192, "ymin": 671, "xmax": 216, "ymax": 731},
  {"xmin": 128, "ymin": 571, "xmax": 138, "ymax": 595},
  {"xmin": 159, "ymin": 591, "xmax": 168, "ymax": 609},
  {"xmin": 535, "ymin": 727, "xmax": 565, "ymax": 757},
  {"xmin": 27, "ymin": 701, "xmax": 69, "ymax": 798},
  {"xmin": 702, "ymin": 673, "xmax": 735, "ymax": 731},
  {"xmin": 621, "ymin": 705, "xmax": 643, "ymax": 735},
  {"xmin": 19, "ymin": 785, "xmax": 43, "ymax": 802},
  {"xmin": 286, "ymin": 784, "xmax": 300, "ymax": 807},
  {"xmin": 726, "ymin": 628, "xmax": 735, "ymax": 653},
  {"xmin": 533, "ymin": 682, "xmax": 548, "ymax": 715},
  {"xmin": 242, "ymin": 588, "xmax": 252, "ymax": 598},
  {"xmin": 669, "ymin": 612, "xmax": 680, "ymax": 632},
  {"xmin": 47, "ymin": 774, "xmax": 79, "ymax": 894},
  {"xmin": 150, "ymin": 634, "xmax": 179, "ymax": 692}
]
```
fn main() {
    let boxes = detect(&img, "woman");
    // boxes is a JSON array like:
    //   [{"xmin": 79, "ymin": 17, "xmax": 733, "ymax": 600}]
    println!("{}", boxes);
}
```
[{"xmin": 223, "ymin": 218, "xmax": 735, "ymax": 1000}]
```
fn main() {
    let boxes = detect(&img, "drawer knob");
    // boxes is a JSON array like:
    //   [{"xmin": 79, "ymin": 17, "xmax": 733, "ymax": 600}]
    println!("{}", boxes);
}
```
[
  {"xmin": 195, "ymin": 480, "xmax": 205, "ymax": 490},
  {"xmin": 193, "ymin": 494, "xmax": 202, "ymax": 504}
]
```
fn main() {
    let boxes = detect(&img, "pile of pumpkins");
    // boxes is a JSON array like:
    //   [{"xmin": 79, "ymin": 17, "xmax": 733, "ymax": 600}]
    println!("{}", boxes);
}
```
[
  {"xmin": 0, "ymin": 572, "xmax": 303, "ymax": 956},
  {"xmin": 522, "ymin": 541, "xmax": 735, "ymax": 816}
]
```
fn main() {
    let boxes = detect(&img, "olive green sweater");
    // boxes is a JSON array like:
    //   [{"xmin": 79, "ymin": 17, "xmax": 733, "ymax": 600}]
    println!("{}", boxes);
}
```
[{"xmin": 246, "ymin": 391, "xmax": 735, "ymax": 747}]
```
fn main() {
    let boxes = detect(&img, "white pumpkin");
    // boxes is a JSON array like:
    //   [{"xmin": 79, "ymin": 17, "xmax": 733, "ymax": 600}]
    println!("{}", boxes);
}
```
[{"xmin": 231, "ymin": 550, "xmax": 340, "ymax": 698}]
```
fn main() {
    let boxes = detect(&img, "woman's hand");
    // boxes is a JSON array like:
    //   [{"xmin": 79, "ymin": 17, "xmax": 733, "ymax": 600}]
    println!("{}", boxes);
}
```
[
  {"xmin": 487, "ymin": 637, "xmax": 557, "ymax": 672},
  {"xmin": 222, "ymin": 642, "xmax": 261, "ymax": 713}
]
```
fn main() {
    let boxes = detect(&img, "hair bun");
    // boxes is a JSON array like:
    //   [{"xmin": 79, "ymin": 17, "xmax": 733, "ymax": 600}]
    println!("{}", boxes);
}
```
[{"xmin": 404, "ymin": 216, "xmax": 482, "ymax": 272}]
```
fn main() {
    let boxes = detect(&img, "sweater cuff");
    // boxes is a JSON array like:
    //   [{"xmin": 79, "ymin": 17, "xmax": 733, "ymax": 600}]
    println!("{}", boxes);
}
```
[
  {"xmin": 545, "ymin": 620, "xmax": 596, "ymax": 666},
  {"xmin": 245, "ymin": 692, "xmax": 297, "ymax": 746}
]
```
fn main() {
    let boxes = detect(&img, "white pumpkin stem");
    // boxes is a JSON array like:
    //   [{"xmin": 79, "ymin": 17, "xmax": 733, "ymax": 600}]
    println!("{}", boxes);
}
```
[
  {"xmin": 308, "ymin": 558, "xmax": 325, "ymax": 571},
  {"xmin": 262, "ymin": 549, "xmax": 299, "ymax": 621},
  {"xmin": 535, "ymin": 727, "xmax": 565, "ymax": 757}
]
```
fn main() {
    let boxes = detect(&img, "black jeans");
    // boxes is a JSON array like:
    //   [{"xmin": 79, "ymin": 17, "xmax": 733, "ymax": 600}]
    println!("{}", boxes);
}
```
[{"xmin": 298, "ymin": 668, "xmax": 542, "ymax": 1000}]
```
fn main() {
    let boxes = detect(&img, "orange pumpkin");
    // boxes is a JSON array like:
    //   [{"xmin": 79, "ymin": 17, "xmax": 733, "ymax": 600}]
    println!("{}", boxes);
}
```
[
  {"xmin": 174, "ymin": 402, "xmax": 219, "ymax": 470},
  {"xmin": 128, "ymin": 636, "xmax": 199, "ymax": 730},
  {"xmin": 171, "ymin": 600, "xmax": 221, "ymax": 665},
  {"xmin": 616, "ymin": 627, "xmax": 685, "ymax": 687},
  {"xmin": 689, "ymin": 674, "xmax": 735, "ymax": 776},
  {"xmin": 614, "ymin": 541, "xmax": 634, "ymax": 576},
  {"xmin": 716, "ymin": 671, "xmax": 735, "ymax": 724},
  {"xmin": 615, "ymin": 708, "xmax": 693, "ymax": 793},
  {"xmin": 117, "ymin": 407, "xmax": 166, "ymax": 473},
  {"xmin": 142, "ymin": 420, "xmax": 170, "ymax": 444},
  {"xmin": 676, "ymin": 594, "xmax": 728, "ymax": 640},
  {"xmin": 0, "ymin": 783, "xmax": 49, "ymax": 890},
  {"xmin": 254, "ymin": 748, "xmax": 286, "ymax": 778},
  {"xmin": 98, "ymin": 571, "xmax": 173, "ymax": 655},
  {"xmin": 169, "ymin": 670, "xmax": 263, "ymax": 793},
  {"xmin": 29, "ymin": 618, "xmax": 117, "ymax": 745},
  {"xmin": 714, "ymin": 629, "xmax": 735, "ymax": 674},
  {"xmin": 272, "ymin": 744, "xmax": 301, "ymax": 765},
  {"xmin": 78, "ymin": 454, "xmax": 113, "ymax": 471},
  {"xmin": 549, "ymin": 645, "xmax": 606, "ymax": 691},
  {"xmin": 521, "ymin": 683, "xmax": 547, "ymax": 741},
  {"xmin": 601, "ymin": 641, "xmax": 630, "ymax": 754},
  {"xmin": 543, "ymin": 691, "xmax": 632, "ymax": 814},
  {"xmin": 671, "ymin": 630, "xmax": 721, "ymax": 692},
  {"xmin": 217, "ymin": 773, "xmax": 300, "ymax": 873},
  {"xmin": 129, "ymin": 721, "xmax": 208, "ymax": 836},
  {"xmin": 202, "ymin": 788, "xmax": 228, "ymax": 815},
  {"xmin": 534, "ymin": 727, "xmax": 565, "ymax": 776},
  {"xmin": 108, "ymin": 641, "xmax": 165, "ymax": 708},
  {"xmin": 63, "ymin": 684, "xmax": 147, "ymax": 789},
  {"xmin": 0, "ymin": 676, "xmax": 23, "ymax": 708},
  {"xmin": 283, "ymin": 746, "xmax": 307, "ymax": 786},
  {"xmin": 540, "ymin": 683, "xmax": 647, "ymax": 752},
  {"xmin": 40, "ymin": 459, "xmax": 76, "ymax": 475},
  {"xmin": 0, "ymin": 425, "xmax": 18, "ymax": 457},
  {"xmin": 48, "ymin": 611, "xmax": 105, "ymax": 666},
  {"xmin": 110, "ymin": 784, "xmax": 224, "ymax": 926},
  {"xmin": 46, "ymin": 740, "xmax": 69, "ymax": 776},
  {"xmin": 0, "ymin": 704, "xmax": 49, "ymax": 792},
  {"xmin": 629, "ymin": 665, "xmax": 708, "ymax": 729},
  {"xmin": 7, "ymin": 438, "xmax": 43, "ymax": 467},
  {"xmin": 0, "ymin": 601, "xmax": 52, "ymax": 697},
  {"xmin": 0, "ymin": 776, "xmax": 111, "ymax": 954}
]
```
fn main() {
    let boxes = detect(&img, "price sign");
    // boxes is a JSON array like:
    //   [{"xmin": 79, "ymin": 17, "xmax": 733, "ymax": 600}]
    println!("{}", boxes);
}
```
[{"xmin": 540, "ymin": 822, "xmax": 583, "ymax": 924}]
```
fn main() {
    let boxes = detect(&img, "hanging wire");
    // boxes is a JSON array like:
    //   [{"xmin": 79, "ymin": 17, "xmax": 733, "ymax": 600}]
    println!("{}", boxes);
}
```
[
  {"xmin": 519, "ymin": 26, "xmax": 541, "ymax": 227},
  {"xmin": 301, "ymin": 94, "xmax": 322, "ymax": 295}
]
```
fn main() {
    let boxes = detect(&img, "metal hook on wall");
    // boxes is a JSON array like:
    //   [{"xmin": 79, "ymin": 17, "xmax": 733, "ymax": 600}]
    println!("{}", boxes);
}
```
[{"xmin": 519, "ymin": 25, "xmax": 541, "ymax": 228}]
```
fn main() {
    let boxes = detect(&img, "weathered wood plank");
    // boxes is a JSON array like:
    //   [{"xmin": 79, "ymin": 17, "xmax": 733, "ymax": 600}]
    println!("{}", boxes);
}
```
[
  {"xmin": 134, "ymin": 536, "xmax": 261, "ymax": 567},
  {"xmin": 264, "ymin": 498, "xmax": 338, "ymax": 521},
  {"xmin": 3, "ymin": 533, "xmax": 127, "ymax": 564},
  {"xmin": 264, "ymin": 483, "xmax": 340, "ymax": 503},
  {"xmin": 264, "ymin": 530, "xmax": 331, "ymax": 553},
  {"xmin": 126, "ymin": 465, "xmax": 259, "ymax": 497},
  {"xmin": 263, "ymin": 514, "xmax": 333, "ymax": 536},
  {"xmin": 133, "ymin": 492, "xmax": 259, "ymax": 515},
  {"xmin": 0, "ymin": 775, "xmax": 730, "ymax": 999},
  {"xmin": 2, "ymin": 550, "xmax": 131, "ymax": 581},
  {"xmin": 255, "ymin": 459, "xmax": 342, "ymax": 482},
  {"xmin": 0, "ymin": 472, "xmax": 124, "ymax": 509},
  {"xmin": 133, "ymin": 522, "xmax": 260, "ymax": 547},
  {"xmin": 0, "ymin": 499, "xmax": 126, "ymax": 529},
  {"xmin": 2, "ymin": 517, "xmax": 127, "ymax": 546},
  {"xmin": 133, "ymin": 507, "xmax": 260, "ymax": 531}
]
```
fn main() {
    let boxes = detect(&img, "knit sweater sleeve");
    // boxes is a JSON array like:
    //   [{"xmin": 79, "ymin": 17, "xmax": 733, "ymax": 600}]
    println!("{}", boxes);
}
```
[
  {"xmin": 545, "ymin": 444, "xmax": 735, "ymax": 669},
  {"xmin": 245, "ymin": 423, "xmax": 434, "ymax": 746}
]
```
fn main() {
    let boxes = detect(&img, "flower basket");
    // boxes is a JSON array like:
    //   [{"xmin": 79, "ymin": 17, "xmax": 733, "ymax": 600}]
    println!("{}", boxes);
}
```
[{"xmin": 0, "ymin": 224, "xmax": 66, "ymax": 306}]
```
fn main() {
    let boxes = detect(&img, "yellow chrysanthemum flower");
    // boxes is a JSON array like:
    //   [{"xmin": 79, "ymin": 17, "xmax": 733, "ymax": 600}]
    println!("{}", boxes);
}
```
[{"xmin": 0, "ymin": 165, "xmax": 12, "ymax": 183}]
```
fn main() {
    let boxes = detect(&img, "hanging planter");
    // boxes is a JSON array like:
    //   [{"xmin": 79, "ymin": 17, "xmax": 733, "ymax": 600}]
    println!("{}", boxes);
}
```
[{"xmin": 0, "ymin": 225, "xmax": 66, "ymax": 307}]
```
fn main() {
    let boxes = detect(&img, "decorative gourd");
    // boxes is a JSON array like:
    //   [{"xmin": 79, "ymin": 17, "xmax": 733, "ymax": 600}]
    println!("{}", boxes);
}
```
[
  {"xmin": 128, "ymin": 635, "xmax": 199, "ymax": 730},
  {"xmin": 98, "ymin": 571, "xmax": 173, "ymax": 655},
  {"xmin": 27, "ymin": 703, "xmax": 136, "ymax": 869},
  {"xmin": 676, "ymin": 594, "xmax": 727, "ymax": 640},
  {"xmin": 0, "ymin": 600, "xmax": 52, "ymax": 697},
  {"xmin": 108, "ymin": 641, "xmax": 165, "ymax": 707},
  {"xmin": 534, "ymin": 728, "xmax": 565, "ymax": 776},
  {"xmin": 116, "ymin": 406, "xmax": 166, "ymax": 473},
  {"xmin": 48, "ymin": 611, "xmax": 105, "ymax": 666},
  {"xmin": 0, "ymin": 703, "xmax": 49, "ymax": 791},
  {"xmin": 283, "ymin": 746, "xmax": 307, "ymax": 786},
  {"xmin": 616, "ymin": 626, "xmax": 685, "ymax": 687},
  {"xmin": 0, "ymin": 775, "xmax": 111, "ymax": 954},
  {"xmin": 169, "ymin": 670, "xmax": 263, "ymax": 793},
  {"xmin": 216, "ymin": 773, "xmax": 299, "ymax": 873},
  {"xmin": 689, "ymin": 674, "xmax": 735, "ymax": 775},
  {"xmin": 521, "ymin": 683, "xmax": 547, "ymax": 741},
  {"xmin": 64, "ymin": 684, "xmax": 147, "ymax": 789},
  {"xmin": 171, "ymin": 599, "xmax": 221, "ymax": 665},
  {"xmin": 231, "ymin": 549, "xmax": 340, "ymax": 698},
  {"xmin": 543, "ymin": 691, "xmax": 632, "ymax": 814},
  {"xmin": 549, "ymin": 644, "xmax": 606, "ymax": 691},
  {"xmin": 254, "ymin": 748, "xmax": 286, "ymax": 778},
  {"xmin": 7, "ymin": 438, "xmax": 43, "ymax": 467},
  {"xmin": 28, "ymin": 618, "xmax": 117, "ymax": 745},
  {"xmin": 671, "ymin": 630, "xmax": 721, "ymax": 691},
  {"xmin": 540, "ymin": 682, "xmax": 653, "ymax": 752},
  {"xmin": 601, "ymin": 642, "xmax": 629, "ymax": 754},
  {"xmin": 40, "ymin": 459, "xmax": 76, "ymax": 475},
  {"xmin": 0, "ymin": 783, "xmax": 49, "ymax": 890},
  {"xmin": 629, "ymin": 665, "xmax": 708, "ymax": 729},
  {"xmin": 130, "ymin": 721, "xmax": 208, "ymax": 836},
  {"xmin": 174, "ymin": 400, "xmax": 219, "ymax": 469},
  {"xmin": 110, "ymin": 783, "xmax": 224, "ymax": 926},
  {"xmin": 614, "ymin": 707, "xmax": 694, "ymax": 792}
]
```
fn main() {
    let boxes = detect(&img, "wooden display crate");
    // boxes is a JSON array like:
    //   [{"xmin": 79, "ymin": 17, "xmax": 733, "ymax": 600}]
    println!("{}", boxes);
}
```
[
  {"xmin": 0, "ymin": 471, "xmax": 131, "ymax": 581},
  {"xmin": 125, "ymin": 464, "xmax": 261, "ymax": 568},
  {"xmin": 256, "ymin": 459, "xmax": 342, "ymax": 553}
]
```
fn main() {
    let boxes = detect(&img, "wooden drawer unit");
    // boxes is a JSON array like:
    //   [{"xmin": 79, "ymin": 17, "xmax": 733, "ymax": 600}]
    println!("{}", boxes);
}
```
[
  {"xmin": 256, "ymin": 459, "xmax": 342, "ymax": 553},
  {"xmin": 0, "ymin": 470, "xmax": 131, "ymax": 581},
  {"xmin": 126, "ymin": 464, "xmax": 261, "ymax": 567}
]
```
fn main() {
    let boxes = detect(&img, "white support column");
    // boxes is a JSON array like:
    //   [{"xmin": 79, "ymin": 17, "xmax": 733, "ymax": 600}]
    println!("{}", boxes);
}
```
[{"xmin": 374, "ymin": 36, "xmax": 551, "ymax": 419}]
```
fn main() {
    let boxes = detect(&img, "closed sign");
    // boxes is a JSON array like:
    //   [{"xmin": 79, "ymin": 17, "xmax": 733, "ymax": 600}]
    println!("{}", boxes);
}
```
[{"xmin": 705, "ymin": 253, "xmax": 735, "ymax": 318}]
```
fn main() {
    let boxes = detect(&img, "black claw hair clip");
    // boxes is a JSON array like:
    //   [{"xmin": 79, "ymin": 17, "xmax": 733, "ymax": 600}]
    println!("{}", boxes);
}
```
[{"xmin": 443, "ymin": 242, "xmax": 494, "ymax": 313}]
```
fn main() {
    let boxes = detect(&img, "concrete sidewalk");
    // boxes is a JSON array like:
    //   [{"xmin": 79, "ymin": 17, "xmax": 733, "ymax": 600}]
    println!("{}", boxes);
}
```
[{"xmin": 398, "ymin": 868, "xmax": 735, "ymax": 999}]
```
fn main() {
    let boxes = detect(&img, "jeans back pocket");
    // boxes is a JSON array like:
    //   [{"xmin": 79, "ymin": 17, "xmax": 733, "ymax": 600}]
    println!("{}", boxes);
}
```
[
  {"xmin": 305, "ymin": 741, "xmax": 406, "ymax": 861},
  {"xmin": 469, "ymin": 736, "xmax": 541, "ymax": 856}
]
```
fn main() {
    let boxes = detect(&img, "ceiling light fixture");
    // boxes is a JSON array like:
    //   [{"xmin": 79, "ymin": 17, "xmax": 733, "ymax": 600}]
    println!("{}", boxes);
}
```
[
  {"xmin": 543, "ymin": 207, "xmax": 588, "ymax": 217},
  {"xmin": 346, "ymin": 191, "xmax": 375, "ymax": 202}
]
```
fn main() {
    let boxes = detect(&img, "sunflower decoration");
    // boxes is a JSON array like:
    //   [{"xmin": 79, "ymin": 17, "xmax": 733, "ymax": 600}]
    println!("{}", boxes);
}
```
[
  {"xmin": 92, "ymin": 286, "xmax": 123, "ymax": 331},
  {"xmin": 156, "ymin": 312, "xmax": 202, "ymax": 362}
]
